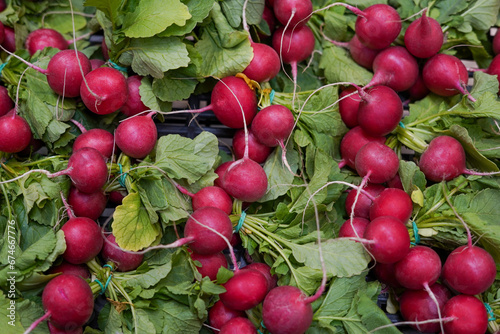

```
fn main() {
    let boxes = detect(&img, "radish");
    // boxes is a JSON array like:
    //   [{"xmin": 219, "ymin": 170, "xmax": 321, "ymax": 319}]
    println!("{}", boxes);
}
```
[
  {"xmin": 48, "ymin": 322, "xmax": 83, "ymax": 334},
  {"xmin": 208, "ymin": 300, "xmax": 246, "ymax": 330},
  {"xmin": 261, "ymin": 5, "xmax": 277, "ymax": 37},
  {"xmin": 189, "ymin": 251, "xmax": 228, "ymax": 281},
  {"xmin": 339, "ymin": 126, "xmax": 386, "ymax": 169},
  {"xmin": 115, "ymin": 112, "xmax": 158, "ymax": 159},
  {"xmin": 365, "ymin": 46, "xmax": 419, "ymax": 92},
  {"xmin": 338, "ymin": 217, "xmax": 370, "ymax": 239},
  {"xmin": 232, "ymin": 129, "xmax": 272, "ymax": 164},
  {"xmin": 242, "ymin": 262, "xmax": 278, "ymax": 293},
  {"xmin": 25, "ymin": 28, "xmax": 68, "ymax": 55},
  {"xmin": 191, "ymin": 186, "xmax": 233, "ymax": 215},
  {"xmin": 338, "ymin": 86, "xmax": 361, "ymax": 128},
  {"xmin": 442, "ymin": 295, "xmax": 488, "ymax": 334},
  {"xmin": 494, "ymin": 30, "xmax": 500, "ymax": 55},
  {"xmin": 80, "ymin": 67, "xmax": 129, "ymax": 115},
  {"xmin": 372, "ymin": 262, "xmax": 401, "ymax": 288},
  {"xmin": 347, "ymin": 34, "xmax": 381, "ymax": 69},
  {"xmin": 46, "ymin": 50, "xmax": 92, "ymax": 97},
  {"xmin": 90, "ymin": 59, "xmax": 105, "ymax": 70},
  {"xmin": 66, "ymin": 147, "xmax": 108, "ymax": 194},
  {"xmin": 273, "ymin": 0, "xmax": 312, "ymax": 27},
  {"xmin": 394, "ymin": 245, "xmax": 442, "ymax": 290},
  {"xmin": 67, "ymin": 187, "xmax": 107, "ymax": 221},
  {"xmin": 219, "ymin": 268, "xmax": 269, "ymax": 311},
  {"xmin": 386, "ymin": 173, "xmax": 404, "ymax": 190},
  {"xmin": 363, "ymin": 215, "xmax": 410, "ymax": 264},
  {"xmin": 0, "ymin": 22, "xmax": 4, "ymax": 45},
  {"xmin": 355, "ymin": 141, "xmax": 400, "ymax": 184},
  {"xmin": 47, "ymin": 261, "xmax": 90, "ymax": 279},
  {"xmin": 356, "ymin": 85, "xmax": 403, "ymax": 137},
  {"xmin": 251, "ymin": 104, "xmax": 295, "ymax": 148},
  {"xmin": 404, "ymin": 9, "xmax": 443, "ymax": 59},
  {"xmin": 71, "ymin": 119, "xmax": 114, "ymax": 160},
  {"xmin": 0, "ymin": 86, "xmax": 13, "ymax": 117},
  {"xmin": 120, "ymin": 75, "xmax": 149, "ymax": 117},
  {"xmin": 1, "ymin": 26, "xmax": 15, "ymax": 52},
  {"xmin": 101, "ymin": 234, "xmax": 144, "ymax": 272},
  {"xmin": 108, "ymin": 190, "xmax": 127, "ymax": 205},
  {"xmin": 242, "ymin": 42, "xmax": 280, "ymax": 83},
  {"xmin": 422, "ymin": 53, "xmax": 475, "ymax": 102},
  {"xmin": 399, "ymin": 283, "xmax": 451, "ymax": 333},
  {"xmin": 222, "ymin": 158, "xmax": 268, "ymax": 202},
  {"xmin": 344, "ymin": 183, "xmax": 385, "ymax": 219},
  {"xmin": 486, "ymin": 54, "xmax": 500, "ymax": 93},
  {"xmin": 61, "ymin": 213, "xmax": 103, "ymax": 264},
  {"xmin": 220, "ymin": 317, "xmax": 257, "ymax": 334},
  {"xmin": 0, "ymin": 111, "xmax": 32, "ymax": 153},
  {"xmin": 214, "ymin": 161, "xmax": 234, "ymax": 188},
  {"xmin": 369, "ymin": 188, "xmax": 413, "ymax": 223},
  {"xmin": 407, "ymin": 71, "xmax": 430, "ymax": 101}
]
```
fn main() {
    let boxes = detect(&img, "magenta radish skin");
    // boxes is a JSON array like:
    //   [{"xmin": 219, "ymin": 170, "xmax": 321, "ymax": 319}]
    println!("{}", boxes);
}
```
[
  {"xmin": 345, "ymin": 183, "xmax": 385, "ymax": 219},
  {"xmin": 408, "ymin": 72, "xmax": 430, "ymax": 101},
  {"xmin": 190, "ymin": 251, "xmax": 228, "ymax": 281},
  {"xmin": 120, "ymin": 75, "xmax": 149, "ymax": 117},
  {"xmin": 368, "ymin": 46, "xmax": 419, "ymax": 92},
  {"xmin": 486, "ymin": 54, "xmax": 500, "ymax": 93},
  {"xmin": 354, "ymin": 4, "xmax": 402, "ymax": 50},
  {"xmin": 355, "ymin": 142, "xmax": 400, "ymax": 184},
  {"xmin": 25, "ymin": 28, "xmax": 68, "ymax": 55},
  {"xmin": 339, "ymin": 86, "xmax": 361, "ymax": 128},
  {"xmin": 48, "ymin": 321, "xmax": 83, "ymax": 334},
  {"xmin": 232, "ymin": 129, "xmax": 272, "ymax": 164},
  {"xmin": 443, "ymin": 295, "xmax": 488, "ymax": 334},
  {"xmin": 1, "ymin": 26, "xmax": 15, "ymax": 52},
  {"xmin": 209, "ymin": 300, "xmax": 246, "ymax": 330},
  {"xmin": 115, "ymin": 114, "xmax": 158, "ymax": 159},
  {"xmin": 243, "ymin": 43, "xmax": 280, "ymax": 83},
  {"xmin": 0, "ymin": 112, "xmax": 32, "ymax": 153},
  {"xmin": 418, "ymin": 136, "xmax": 466, "ymax": 182},
  {"xmin": 369, "ymin": 188, "xmax": 413, "ymax": 223},
  {"xmin": 67, "ymin": 187, "xmax": 107, "ymax": 221},
  {"xmin": 223, "ymin": 158, "xmax": 268, "ymax": 202},
  {"xmin": 108, "ymin": 190, "xmax": 127, "ymax": 205},
  {"xmin": 373, "ymin": 262, "xmax": 401, "ymax": 288},
  {"xmin": 357, "ymin": 85, "xmax": 403, "ymax": 137},
  {"xmin": 219, "ymin": 269, "xmax": 269, "ymax": 311},
  {"xmin": 67, "ymin": 147, "xmax": 108, "ymax": 194},
  {"xmin": 220, "ymin": 317, "xmax": 257, "ymax": 334},
  {"xmin": 46, "ymin": 50, "xmax": 92, "ymax": 98},
  {"xmin": 242, "ymin": 262, "xmax": 278, "ymax": 293},
  {"xmin": 61, "ymin": 217, "xmax": 103, "ymax": 264},
  {"xmin": 90, "ymin": 59, "xmax": 105, "ymax": 70},
  {"xmin": 73, "ymin": 128, "xmax": 115, "ymax": 160},
  {"xmin": 394, "ymin": 246, "xmax": 442, "ymax": 290},
  {"xmin": 348, "ymin": 35, "xmax": 381, "ymax": 69},
  {"xmin": 422, "ymin": 54, "xmax": 470, "ymax": 98},
  {"xmin": 47, "ymin": 261, "xmax": 90, "ymax": 279},
  {"xmin": 214, "ymin": 161, "xmax": 234, "ymax": 188},
  {"xmin": 442, "ymin": 245, "xmax": 496, "ymax": 295},
  {"xmin": 251, "ymin": 104, "xmax": 295, "ymax": 147},
  {"xmin": 399, "ymin": 283, "xmax": 451, "ymax": 333},
  {"xmin": 272, "ymin": 25, "xmax": 315, "ymax": 64},
  {"xmin": 262, "ymin": 285, "xmax": 313, "ymax": 334},
  {"xmin": 340, "ymin": 126, "xmax": 386, "ymax": 169},
  {"xmin": 42, "ymin": 274, "xmax": 94, "ymax": 330},
  {"xmin": 101, "ymin": 234, "xmax": 144, "ymax": 272},
  {"xmin": 363, "ymin": 216, "xmax": 410, "ymax": 264},
  {"xmin": 404, "ymin": 11, "xmax": 443, "ymax": 59},
  {"xmin": 494, "ymin": 32, "xmax": 500, "ymax": 55},
  {"xmin": 192, "ymin": 186, "xmax": 233, "ymax": 215},
  {"xmin": 80, "ymin": 67, "xmax": 129, "ymax": 115},
  {"xmin": 273, "ymin": 0, "xmax": 312, "ymax": 27},
  {"xmin": 386, "ymin": 173, "xmax": 404, "ymax": 190},
  {"xmin": 0, "ymin": 86, "xmax": 13, "ymax": 117},
  {"xmin": 184, "ymin": 206, "xmax": 233, "ymax": 255},
  {"xmin": 338, "ymin": 217, "xmax": 370, "ymax": 239}
]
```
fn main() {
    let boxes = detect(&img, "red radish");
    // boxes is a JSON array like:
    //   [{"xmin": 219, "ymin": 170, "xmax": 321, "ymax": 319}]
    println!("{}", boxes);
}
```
[
  {"xmin": 219, "ymin": 269, "xmax": 269, "ymax": 310},
  {"xmin": 338, "ymin": 217, "xmax": 370, "ymax": 239},
  {"xmin": 442, "ymin": 295, "xmax": 488, "ymax": 334},
  {"xmin": 101, "ymin": 39, "xmax": 109, "ymax": 60},
  {"xmin": 71, "ymin": 119, "xmax": 114, "ymax": 160},
  {"xmin": 407, "ymin": 71, "xmax": 430, "ymax": 101},
  {"xmin": 369, "ymin": 188, "xmax": 413, "ymax": 223},
  {"xmin": 339, "ymin": 126, "xmax": 386, "ymax": 169},
  {"xmin": 25, "ymin": 28, "xmax": 68, "ymax": 55},
  {"xmin": 394, "ymin": 245, "xmax": 442, "ymax": 290},
  {"xmin": 338, "ymin": 86, "xmax": 361, "ymax": 128},
  {"xmin": 355, "ymin": 142, "xmax": 400, "ymax": 184},
  {"xmin": 347, "ymin": 34, "xmax": 381, "ymax": 69},
  {"xmin": 262, "ymin": 285, "xmax": 314, "ymax": 334},
  {"xmin": 232, "ymin": 129, "xmax": 272, "ymax": 164},
  {"xmin": 47, "ymin": 261, "xmax": 90, "ymax": 279},
  {"xmin": 494, "ymin": 31, "xmax": 500, "ymax": 55},
  {"xmin": 363, "ymin": 216, "xmax": 410, "ymax": 264},
  {"xmin": 191, "ymin": 186, "xmax": 233, "ymax": 215},
  {"xmin": 220, "ymin": 317, "xmax": 257, "ymax": 334},
  {"xmin": 404, "ymin": 10, "xmax": 443, "ymax": 59},
  {"xmin": 442, "ymin": 245, "xmax": 496, "ymax": 295},
  {"xmin": 356, "ymin": 85, "xmax": 403, "ymax": 137},
  {"xmin": 101, "ymin": 234, "xmax": 144, "ymax": 272},
  {"xmin": 183, "ymin": 206, "xmax": 233, "ymax": 255},
  {"xmin": 67, "ymin": 187, "xmax": 107, "ymax": 221},
  {"xmin": 251, "ymin": 104, "xmax": 295, "ymax": 148},
  {"xmin": 61, "ymin": 216, "xmax": 103, "ymax": 264},
  {"xmin": 214, "ymin": 161, "xmax": 234, "ymax": 188},
  {"xmin": 90, "ymin": 59, "xmax": 105, "ymax": 70},
  {"xmin": 372, "ymin": 262, "xmax": 401, "ymax": 288},
  {"xmin": 120, "ymin": 75, "xmax": 149, "ymax": 117},
  {"xmin": 0, "ymin": 86, "xmax": 13, "ymax": 117},
  {"xmin": 222, "ymin": 158, "xmax": 268, "ymax": 202},
  {"xmin": 273, "ymin": 0, "xmax": 312, "ymax": 27},
  {"xmin": 344, "ymin": 183, "xmax": 385, "ymax": 219},
  {"xmin": 0, "ymin": 1, "xmax": 5, "ymax": 12},
  {"xmin": 1, "ymin": 26, "xmax": 15, "ymax": 52},
  {"xmin": 419, "ymin": 136, "xmax": 465, "ymax": 182},
  {"xmin": 48, "ymin": 322, "xmax": 83, "ymax": 334},
  {"xmin": 386, "ymin": 173, "xmax": 404, "ymax": 190},
  {"xmin": 190, "ymin": 251, "xmax": 228, "ymax": 281},
  {"xmin": 486, "ymin": 54, "xmax": 500, "ymax": 93},
  {"xmin": 115, "ymin": 113, "xmax": 158, "ymax": 159},
  {"xmin": 242, "ymin": 43, "xmax": 280, "ymax": 83},
  {"xmin": 18, "ymin": 138, "xmax": 43, "ymax": 157},
  {"xmin": 242, "ymin": 262, "xmax": 278, "ymax": 293},
  {"xmin": 422, "ymin": 54, "xmax": 475, "ymax": 102},
  {"xmin": 80, "ymin": 67, "xmax": 129, "ymax": 115},
  {"xmin": 108, "ymin": 190, "xmax": 127, "ymax": 205},
  {"xmin": 261, "ymin": 5, "xmax": 277, "ymax": 36},
  {"xmin": 208, "ymin": 300, "xmax": 246, "ymax": 330},
  {"xmin": 365, "ymin": 46, "xmax": 419, "ymax": 92},
  {"xmin": 46, "ymin": 50, "xmax": 92, "ymax": 97},
  {"xmin": 0, "ymin": 111, "xmax": 32, "ymax": 153},
  {"xmin": 66, "ymin": 147, "xmax": 108, "ymax": 193},
  {"xmin": 0, "ymin": 22, "xmax": 4, "ymax": 45},
  {"xmin": 399, "ymin": 283, "xmax": 451, "ymax": 333}
]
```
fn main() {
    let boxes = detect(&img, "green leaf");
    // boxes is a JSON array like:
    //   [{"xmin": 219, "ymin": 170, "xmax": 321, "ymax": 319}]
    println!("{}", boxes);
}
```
[
  {"xmin": 122, "ymin": 0, "xmax": 191, "ymax": 38},
  {"xmin": 470, "ymin": 71, "xmax": 500, "ymax": 98},
  {"xmin": 84, "ymin": 0, "xmax": 123, "ymax": 25},
  {"xmin": 139, "ymin": 76, "xmax": 173, "ymax": 112},
  {"xmin": 148, "ymin": 299, "xmax": 203, "ymax": 334},
  {"xmin": 158, "ymin": 179, "xmax": 191, "ymax": 223},
  {"xmin": 159, "ymin": 0, "xmax": 215, "ymax": 37},
  {"xmin": 435, "ymin": 0, "xmax": 468, "ymax": 24},
  {"xmin": 319, "ymin": 45, "xmax": 373, "ymax": 85},
  {"xmin": 221, "ymin": 0, "xmax": 265, "ymax": 28},
  {"xmin": 216, "ymin": 266, "xmax": 234, "ymax": 284},
  {"xmin": 125, "ymin": 262, "xmax": 173, "ymax": 289},
  {"xmin": 119, "ymin": 37, "xmax": 190, "ymax": 78},
  {"xmin": 398, "ymin": 160, "xmax": 427, "ymax": 194},
  {"xmin": 154, "ymin": 132, "xmax": 219, "ymax": 183},
  {"xmin": 112, "ymin": 192, "xmax": 161, "ymax": 251},
  {"xmin": 459, "ymin": 0, "xmax": 500, "ymax": 31},
  {"xmin": 0, "ymin": 294, "xmax": 48, "ymax": 333},
  {"xmin": 358, "ymin": 291, "xmax": 401, "ymax": 333}
]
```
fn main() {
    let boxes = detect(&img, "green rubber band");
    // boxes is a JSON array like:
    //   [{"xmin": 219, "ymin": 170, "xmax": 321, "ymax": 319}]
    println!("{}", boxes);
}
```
[
  {"xmin": 412, "ymin": 221, "xmax": 420, "ymax": 244},
  {"xmin": 484, "ymin": 303, "xmax": 496, "ymax": 321},
  {"xmin": 235, "ymin": 211, "xmax": 246, "ymax": 233},
  {"xmin": 269, "ymin": 89, "xmax": 275, "ymax": 104},
  {"xmin": 108, "ymin": 60, "xmax": 128, "ymax": 73},
  {"xmin": 118, "ymin": 163, "xmax": 128, "ymax": 188},
  {"xmin": 399, "ymin": 121, "xmax": 406, "ymax": 129}
]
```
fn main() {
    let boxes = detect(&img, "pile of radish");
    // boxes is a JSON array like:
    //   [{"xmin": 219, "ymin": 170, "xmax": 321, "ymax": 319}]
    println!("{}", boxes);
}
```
[{"xmin": 0, "ymin": 0, "xmax": 500, "ymax": 333}]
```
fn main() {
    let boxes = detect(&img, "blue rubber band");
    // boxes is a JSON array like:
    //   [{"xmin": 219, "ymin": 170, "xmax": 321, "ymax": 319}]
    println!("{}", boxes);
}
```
[
  {"xmin": 235, "ymin": 212, "xmax": 246, "ymax": 233},
  {"xmin": 118, "ymin": 163, "xmax": 128, "ymax": 188},
  {"xmin": 261, "ymin": 321, "xmax": 266, "ymax": 329},
  {"xmin": 412, "ymin": 221, "xmax": 420, "ymax": 244},
  {"xmin": 95, "ymin": 274, "xmax": 113, "ymax": 295},
  {"xmin": 269, "ymin": 89, "xmax": 275, "ymax": 104},
  {"xmin": 0, "ymin": 62, "xmax": 8, "ymax": 76},
  {"xmin": 103, "ymin": 264, "xmax": 113, "ymax": 270},
  {"xmin": 399, "ymin": 121, "xmax": 406, "ymax": 129},
  {"xmin": 108, "ymin": 60, "xmax": 128, "ymax": 73},
  {"xmin": 484, "ymin": 303, "xmax": 496, "ymax": 321}
]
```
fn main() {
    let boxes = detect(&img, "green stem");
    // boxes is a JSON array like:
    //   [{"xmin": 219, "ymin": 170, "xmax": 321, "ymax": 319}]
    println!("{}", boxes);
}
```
[
  {"xmin": 416, "ymin": 180, "xmax": 468, "ymax": 221},
  {"xmin": 233, "ymin": 200, "xmax": 243, "ymax": 215},
  {"xmin": 20, "ymin": 155, "xmax": 69, "ymax": 167},
  {"xmin": 395, "ymin": 126, "xmax": 428, "ymax": 153},
  {"xmin": 1, "ymin": 183, "xmax": 12, "ymax": 220},
  {"xmin": 112, "ymin": 279, "xmax": 138, "ymax": 334}
]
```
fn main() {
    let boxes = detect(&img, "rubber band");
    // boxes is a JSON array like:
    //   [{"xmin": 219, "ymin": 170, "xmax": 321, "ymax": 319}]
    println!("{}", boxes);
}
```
[
  {"xmin": 118, "ymin": 163, "xmax": 128, "ymax": 188},
  {"xmin": 103, "ymin": 264, "xmax": 113, "ymax": 270},
  {"xmin": 484, "ymin": 303, "xmax": 496, "ymax": 321},
  {"xmin": 269, "ymin": 89, "xmax": 275, "ymax": 104},
  {"xmin": 399, "ymin": 121, "xmax": 406, "ymax": 128},
  {"xmin": 235, "ymin": 211, "xmax": 246, "ymax": 233},
  {"xmin": 412, "ymin": 221, "xmax": 420, "ymax": 245},
  {"xmin": 94, "ymin": 274, "xmax": 112, "ymax": 295},
  {"xmin": 0, "ymin": 62, "xmax": 8, "ymax": 76},
  {"xmin": 108, "ymin": 60, "xmax": 128, "ymax": 73}
]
